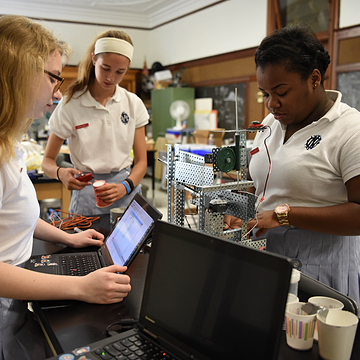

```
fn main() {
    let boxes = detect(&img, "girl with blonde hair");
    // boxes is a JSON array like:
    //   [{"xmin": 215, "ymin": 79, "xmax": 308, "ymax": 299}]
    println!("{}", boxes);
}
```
[{"xmin": 0, "ymin": 16, "xmax": 131, "ymax": 359}]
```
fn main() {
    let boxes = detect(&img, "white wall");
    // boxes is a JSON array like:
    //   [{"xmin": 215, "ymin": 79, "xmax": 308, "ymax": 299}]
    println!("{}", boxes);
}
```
[
  {"xmin": 149, "ymin": 0, "xmax": 267, "ymax": 65},
  {"xmin": 4, "ymin": 0, "xmax": 359, "ymax": 69},
  {"xmin": 38, "ymin": 20, "xmax": 150, "ymax": 69},
  {"xmin": 37, "ymin": 0, "xmax": 267, "ymax": 68}
]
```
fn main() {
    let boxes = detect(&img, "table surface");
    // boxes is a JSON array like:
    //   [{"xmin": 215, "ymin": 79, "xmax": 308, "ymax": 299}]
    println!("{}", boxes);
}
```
[
  {"xmin": 30, "ymin": 174, "xmax": 58, "ymax": 183},
  {"xmin": 32, "ymin": 215, "xmax": 360, "ymax": 359}
]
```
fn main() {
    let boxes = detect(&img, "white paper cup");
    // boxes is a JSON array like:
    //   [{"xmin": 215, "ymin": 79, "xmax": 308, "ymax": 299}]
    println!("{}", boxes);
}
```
[
  {"xmin": 317, "ymin": 310, "xmax": 358, "ymax": 360},
  {"xmin": 283, "ymin": 293, "xmax": 300, "ymax": 330},
  {"xmin": 110, "ymin": 207, "xmax": 126, "ymax": 226},
  {"xmin": 285, "ymin": 302, "xmax": 317, "ymax": 350},
  {"xmin": 287, "ymin": 293, "xmax": 299, "ymax": 304},
  {"xmin": 309, "ymin": 296, "xmax": 344, "ymax": 310},
  {"xmin": 289, "ymin": 269, "xmax": 301, "ymax": 296},
  {"xmin": 309, "ymin": 296, "xmax": 344, "ymax": 340}
]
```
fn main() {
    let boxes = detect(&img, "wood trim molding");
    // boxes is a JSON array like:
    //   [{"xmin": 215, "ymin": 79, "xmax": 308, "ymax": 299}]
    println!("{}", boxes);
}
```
[
  {"xmin": 189, "ymin": 75, "xmax": 256, "ymax": 88},
  {"xmin": 334, "ymin": 25, "xmax": 360, "ymax": 40},
  {"xmin": 326, "ymin": 0, "xmax": 338, "ymax": 89},
  {"xmin": 331, "ymin": 25, "xmax": 360, "ymax": 89},
  {"xmin": 336, "ymin": 62, "xmax": 360, "ymax": 73},
  {"xmin": 9, "ymin": 1, "xmax": 226, "ymax": 31},
  {"xmin": 166, "ymin": 47, "xmax": 257, "ymax": 71},
  {"xmin": 267, "ymin": 0, "xmax": 277, "ymax": 35}
]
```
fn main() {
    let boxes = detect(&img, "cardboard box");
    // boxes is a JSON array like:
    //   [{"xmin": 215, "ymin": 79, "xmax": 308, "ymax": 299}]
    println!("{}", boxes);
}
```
[
  {"xmin": 146, "ymin": 139, "xmax": 155, "ymax": 150},
  {"xmin": 194, "ymin": 110, "xmax": 218, "ymax": 130},
  {"xmin": 154, "ymin": 136, "xmax": 167, "ymax": 180},
  {"xmin": 153, "ymin": 80, "xmax": 172, "ymax": 89},
  {"xmin": 192, "ymin": 129, "xmax": 225, "ymax": 147}
]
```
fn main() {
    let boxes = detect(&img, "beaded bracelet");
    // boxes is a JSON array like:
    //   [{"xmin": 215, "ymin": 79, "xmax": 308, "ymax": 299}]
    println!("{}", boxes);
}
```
[
  {"xmin": 125, "ymin": 178, "xmax": 134, "ymax": 192},
  {"xmin": 121, "ymin": 181, "xmax": 131, "ymax": 195},
  {"xmin": 56, "ymin": 166, "xmax": 63, "ymax": 182}
]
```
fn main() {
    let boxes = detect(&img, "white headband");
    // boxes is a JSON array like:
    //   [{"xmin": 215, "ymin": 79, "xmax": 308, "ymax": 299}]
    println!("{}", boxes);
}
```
[{"xmin": 94, "ymin": 37, "xmax": 133, "ymax": 62}]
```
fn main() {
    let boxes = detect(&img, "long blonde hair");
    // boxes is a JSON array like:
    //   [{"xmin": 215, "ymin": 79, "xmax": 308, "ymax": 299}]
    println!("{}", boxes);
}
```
[
  {"xmin": 0, "ymin": 15, "xmax": 68, "ymax": 165},
  {"xmin": 64, "ymin": 29, "xmax": 133, "ymax": 103}
]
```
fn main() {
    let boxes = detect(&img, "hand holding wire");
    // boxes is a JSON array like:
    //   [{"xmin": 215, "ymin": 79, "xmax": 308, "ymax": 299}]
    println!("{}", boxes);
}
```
[{"xmin": 248, "ymin": 209, "xmax": 281, "ymax": 238}]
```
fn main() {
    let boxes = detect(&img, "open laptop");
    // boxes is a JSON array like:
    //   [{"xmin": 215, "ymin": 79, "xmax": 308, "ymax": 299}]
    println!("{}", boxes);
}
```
[
  {"xmin": 26, "ymin": 193, "xmax": 162, "ymax": 275},
  {"xmin": 46, "ymin": 220, "xmax": 293, "ymax": 360}
]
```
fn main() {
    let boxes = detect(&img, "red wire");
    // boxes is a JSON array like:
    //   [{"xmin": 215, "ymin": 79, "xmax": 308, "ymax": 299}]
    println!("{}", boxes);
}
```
[{"xmin": 224, "ymin": 126, "xmax": 272, "ymax": 203}]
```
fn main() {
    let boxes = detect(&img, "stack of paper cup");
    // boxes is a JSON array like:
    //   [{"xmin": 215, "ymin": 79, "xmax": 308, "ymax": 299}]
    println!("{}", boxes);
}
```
[
  {"xmin": 287, "ymin": 293, "xmax": 299, "ymax": 304},
  {"xmin": 283, "ymin": 293, "xmax": 300, "ymax": 330},
  {"xmin": 317, "ymin": 310, "xmax": 358, "ymax": 360},
  {"xmin": 289, "ymin": 269, "xmax": 301, "ymax": 297},
  {"xmin": 309, "ymin": 296, "xmax": 344, "ymax": 341},
  {"xmin": 285, "ymin": 302, "xmax": 317, "ymax": 350}
]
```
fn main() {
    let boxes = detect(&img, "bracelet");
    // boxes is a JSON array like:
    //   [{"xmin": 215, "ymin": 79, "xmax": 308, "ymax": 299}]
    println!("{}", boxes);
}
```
[
  {"xmin": 121, "ymin": 181, "xmax": 131, "ymax": 195},
  {"xmin": 125, "ymin": 178, "xmax": 134, "ymax": 192},
  {"xmin": 56, "ymin": 166, "xmax": 63, "ymax": 182}
]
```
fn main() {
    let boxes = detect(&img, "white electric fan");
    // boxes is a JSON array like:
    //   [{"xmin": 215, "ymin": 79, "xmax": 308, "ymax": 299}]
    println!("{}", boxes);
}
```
[{"xmin": 169, "ymin": 100, "xmax": 190, "ymax": 130}]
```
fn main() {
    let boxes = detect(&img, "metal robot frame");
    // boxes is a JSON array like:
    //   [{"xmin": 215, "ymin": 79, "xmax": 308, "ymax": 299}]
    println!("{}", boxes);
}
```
[{"xmin": 163, "ymin": 128, "xmax": 266, "ymax": 250}]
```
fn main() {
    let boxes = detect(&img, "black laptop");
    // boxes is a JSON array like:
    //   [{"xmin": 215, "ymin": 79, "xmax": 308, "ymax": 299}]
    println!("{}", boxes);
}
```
[
  {"xmin": 46, "ymin": 220, "xmax": 293, "ymax": 360},
  {"xmin": 26, "ymin": 193, "xmax": 162, "ymax": 275}
]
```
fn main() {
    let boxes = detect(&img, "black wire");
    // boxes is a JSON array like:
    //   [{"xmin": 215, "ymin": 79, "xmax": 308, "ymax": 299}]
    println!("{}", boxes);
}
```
[
  {"xmin": 260, "ymin": 126, "xmax": 272, "ymax": 202},
  {"xmin": 184, "ymin": 215, "xmax": 192, "ymax": 229},
  {"xmin": 106, "ymin": 319, "xmax": 138, "ymax": 337}
]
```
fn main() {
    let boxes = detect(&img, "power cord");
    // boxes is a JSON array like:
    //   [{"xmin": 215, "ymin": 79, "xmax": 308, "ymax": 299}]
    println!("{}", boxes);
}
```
[
  {"xmin": 106, "ymin": 319, "xmax": 138, "ymax": 337},
  {"xmin": 49, "ymin": 209, "xmax": 100, "ymax": 231}
]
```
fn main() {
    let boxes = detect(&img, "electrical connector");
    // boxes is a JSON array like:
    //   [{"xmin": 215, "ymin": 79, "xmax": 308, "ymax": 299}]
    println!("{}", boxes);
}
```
[{"xmin": 209, "ymin": 199, "xmax": 228, "ymax": 213}]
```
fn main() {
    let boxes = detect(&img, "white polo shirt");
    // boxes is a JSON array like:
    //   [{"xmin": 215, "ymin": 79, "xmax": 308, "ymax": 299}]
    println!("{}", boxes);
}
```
[
  {"xmin": 249, "ymin": 91, "xmax": 360, "ymax": 212},
  {"xmin": 49, "ymin": 85, "xmax": 149, "ymax": 174},
  {"xmin": 0, "ymin": 145, "xmax": 39, "ymax": 265}
]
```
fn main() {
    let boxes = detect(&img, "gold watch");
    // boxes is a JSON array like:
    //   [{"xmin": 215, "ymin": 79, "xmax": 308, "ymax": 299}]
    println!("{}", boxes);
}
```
[{"xmin": 274, "ymin": 203, "xmax": 290, "ymax": 226}]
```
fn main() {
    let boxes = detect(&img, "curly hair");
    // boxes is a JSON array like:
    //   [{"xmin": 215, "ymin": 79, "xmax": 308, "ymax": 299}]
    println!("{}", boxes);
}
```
[{"xmin": 255, "ymin": 24, "xmax": 331, "ymax": 84}]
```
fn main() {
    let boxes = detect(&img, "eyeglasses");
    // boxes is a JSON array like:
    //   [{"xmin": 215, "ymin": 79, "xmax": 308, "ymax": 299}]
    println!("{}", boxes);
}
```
[{"xmin": 44, "ymin": 69, "xmax": 64, "ymax": 93}]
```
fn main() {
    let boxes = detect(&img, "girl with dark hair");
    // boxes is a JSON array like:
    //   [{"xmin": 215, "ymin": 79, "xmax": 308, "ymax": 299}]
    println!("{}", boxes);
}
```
[{"xmin": 227, "ymin": 25, "xmax": 360, "ymax": 307}]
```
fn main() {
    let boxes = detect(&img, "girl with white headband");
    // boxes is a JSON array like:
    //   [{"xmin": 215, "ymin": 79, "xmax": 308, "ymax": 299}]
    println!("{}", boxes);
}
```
[{"xmin": 42, "ymin": 30, "xmax": 148, "ymax": 215}]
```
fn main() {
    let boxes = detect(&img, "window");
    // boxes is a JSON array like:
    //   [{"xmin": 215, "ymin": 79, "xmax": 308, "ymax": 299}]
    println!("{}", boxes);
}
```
[{"xmin": 279, "ymin": 0, "xmax": 330, "ymax": 33}]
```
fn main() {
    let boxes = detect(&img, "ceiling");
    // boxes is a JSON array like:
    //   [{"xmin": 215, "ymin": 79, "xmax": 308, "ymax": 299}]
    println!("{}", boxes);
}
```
[{"xmin": 1, "ymin": 0, "xmax": 223, "ymax": 29}]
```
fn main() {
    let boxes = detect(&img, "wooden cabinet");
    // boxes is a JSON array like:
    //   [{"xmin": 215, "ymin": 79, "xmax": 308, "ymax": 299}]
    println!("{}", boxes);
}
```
[
  {"xmin": 33, "ymin": 181, "xmax": 71, "ymax": 214},
  {"xmin": 60, "ymin": 66, "xmax": 139, "ymax": 93},
  {"xmin": 121, "ymin": 69, "xmax": 138, "ymax": 93},
  {"xmin": 60, "ymin": 66, "xmax": 78, "ymax": 92}
]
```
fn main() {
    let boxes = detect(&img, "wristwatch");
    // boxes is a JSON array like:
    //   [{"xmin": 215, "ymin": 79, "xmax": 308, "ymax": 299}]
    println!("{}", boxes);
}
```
[{"xmin": 274, "ymin": 203, "xmax": 290, "ymax": 226}]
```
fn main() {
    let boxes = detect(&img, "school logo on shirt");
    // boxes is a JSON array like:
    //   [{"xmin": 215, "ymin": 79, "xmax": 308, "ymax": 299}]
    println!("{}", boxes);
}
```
[
  {"xmin": 305, "ymin": 135, "xmax": 322, "ymax": 150},
  {"xmin": 121, "ymin": 111, "xmax": 130, "ymax": 124}
]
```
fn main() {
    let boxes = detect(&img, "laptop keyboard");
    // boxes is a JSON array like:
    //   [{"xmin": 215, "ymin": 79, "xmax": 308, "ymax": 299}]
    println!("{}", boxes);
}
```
[
  {"xmin": 93, "ymin": 333, "xmax": 177, "ymax": 360},
  {"xmin": 59, "ymin": 254, "xmax": 101, "ymax": 276}
]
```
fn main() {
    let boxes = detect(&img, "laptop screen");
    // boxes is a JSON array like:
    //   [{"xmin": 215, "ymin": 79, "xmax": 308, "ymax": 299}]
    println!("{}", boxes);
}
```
[
  {"xmin": 140, "ymin": 221, "xmax": 292, "ymax": 360},
  {"xmin": 104, "ymin": 194, "xmax": 161, "ymax": 267}
]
